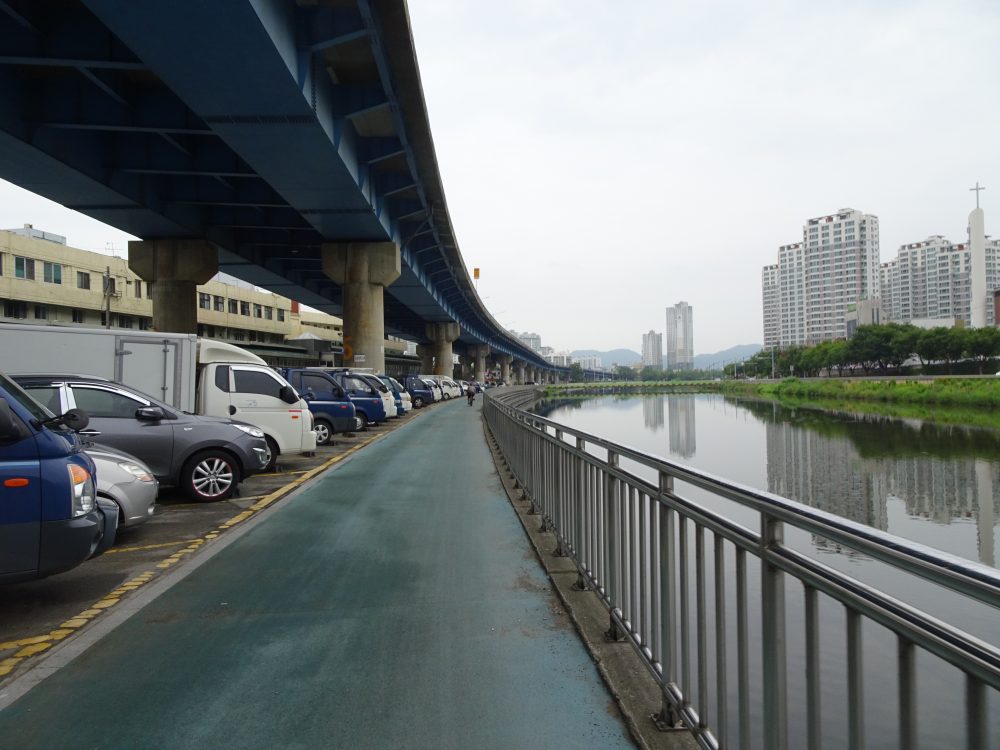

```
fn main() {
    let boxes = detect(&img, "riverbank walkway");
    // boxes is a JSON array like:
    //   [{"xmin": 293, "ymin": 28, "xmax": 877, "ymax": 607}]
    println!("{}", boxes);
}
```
[{"xmin": 0, "ymin": 399, "xmax": 635, "ymax": 748}]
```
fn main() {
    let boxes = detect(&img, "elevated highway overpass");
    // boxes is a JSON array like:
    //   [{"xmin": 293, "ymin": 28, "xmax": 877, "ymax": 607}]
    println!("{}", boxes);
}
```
[{"xmin": 0, "ymin": 0, "xmax": 594, "ymax": 382}]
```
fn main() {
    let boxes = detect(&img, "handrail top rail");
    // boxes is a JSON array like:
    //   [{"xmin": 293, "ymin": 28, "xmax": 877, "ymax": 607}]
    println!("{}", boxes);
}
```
[{"xmin": 485, "ymin": 389, "xmax": 1000, "ymax": 608}]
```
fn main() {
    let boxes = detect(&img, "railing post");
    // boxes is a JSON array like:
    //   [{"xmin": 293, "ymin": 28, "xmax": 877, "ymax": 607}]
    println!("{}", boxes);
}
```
[
  {"xmin": 761, "ymin": 513, "xmax": 788, "ymax": 750},
  {"xmin": 605, "ymin": 450, "xmax": 624, "ymax": 641},
  {"xmin": 573, "ymin": 436, "xmax": 589, "ymax": 591},
  {"xmin": 654, "ymin": 470, "xmax": 682, "ymax": 730}
]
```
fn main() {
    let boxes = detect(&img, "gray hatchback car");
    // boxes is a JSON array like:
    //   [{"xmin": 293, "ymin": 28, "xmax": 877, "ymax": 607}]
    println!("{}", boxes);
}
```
[{"xmin": 15, "ymin": 375, "xmax": 269, "ymax": 501}]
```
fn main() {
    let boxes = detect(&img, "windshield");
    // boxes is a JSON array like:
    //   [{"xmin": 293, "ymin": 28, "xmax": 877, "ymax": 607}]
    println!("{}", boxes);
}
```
[
  {"xmin": 0, "ymin": 373, "xmax": 56, "ymax": 421},
  {"xmin": 389, "ymin": 378, "xmax": 405, "ymax": 392}
]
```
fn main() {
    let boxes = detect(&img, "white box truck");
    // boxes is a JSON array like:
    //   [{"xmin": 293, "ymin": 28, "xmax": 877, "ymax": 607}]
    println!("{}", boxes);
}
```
[{"xmin": 0, "ymin": 322, "xmax": 316, "ymax": 467}]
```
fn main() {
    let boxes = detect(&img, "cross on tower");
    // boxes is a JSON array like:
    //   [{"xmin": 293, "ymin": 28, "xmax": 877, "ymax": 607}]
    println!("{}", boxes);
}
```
[{"xmin": 970, "ymin": 181, "xmax": 986, "ymax": 209}]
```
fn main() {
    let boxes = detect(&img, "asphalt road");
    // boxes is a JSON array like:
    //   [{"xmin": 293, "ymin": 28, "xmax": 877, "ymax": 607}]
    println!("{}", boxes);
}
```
[{"xmin": 0, "ymin": 397, "xmax": 634, "ymax": 749}]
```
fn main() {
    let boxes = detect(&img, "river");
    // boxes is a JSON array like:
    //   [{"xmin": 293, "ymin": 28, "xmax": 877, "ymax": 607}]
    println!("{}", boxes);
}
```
[{"xmin": 533, "ymin": 392, "xmax": 1000, "ymax": 749}]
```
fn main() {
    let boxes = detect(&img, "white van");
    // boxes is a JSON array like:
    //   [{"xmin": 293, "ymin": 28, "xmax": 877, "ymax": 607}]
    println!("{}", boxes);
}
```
[
  {"xmin": 419, "ymin": 374, "xmax": 461, "ymax": 400},
  {"xmin": 195, "ymin": 340, "xmax": 316, "ymax": 469}
]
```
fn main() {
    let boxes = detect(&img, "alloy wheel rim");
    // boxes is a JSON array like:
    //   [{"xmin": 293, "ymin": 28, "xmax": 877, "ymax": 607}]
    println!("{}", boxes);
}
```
[
  {"xmin": 193, "ymin": 458, "xmax": 234, "ymax": 498},
  {"xmin": 315, "ymin": 423, "xmax": 330, "ymax": 443}
]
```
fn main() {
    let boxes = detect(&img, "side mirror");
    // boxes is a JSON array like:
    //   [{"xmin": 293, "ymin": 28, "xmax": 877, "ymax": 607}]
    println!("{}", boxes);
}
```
[
  {"xmin": 279, "ymin": 384, "xmax": 299, "ymax": 404},
  {"xmin": 303, "ymin": 388, "xmax": 316, "ymax": 401},
  {"xmin": 60, "ymin": 408, "xmax": 90, "ymax": 432},
  {"xmin": 0, "ymin": 398, "xmax": 23, "ymax": 442},
  {"xmin": 136, "ymin": 406, "xmax": 165, "ymax": 422}
]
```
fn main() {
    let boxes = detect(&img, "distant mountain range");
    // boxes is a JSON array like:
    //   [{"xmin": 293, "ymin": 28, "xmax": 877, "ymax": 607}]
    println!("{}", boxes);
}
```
[{"xmin": 571, "ymin": 344, "xmax": 762, "ymax": 370}]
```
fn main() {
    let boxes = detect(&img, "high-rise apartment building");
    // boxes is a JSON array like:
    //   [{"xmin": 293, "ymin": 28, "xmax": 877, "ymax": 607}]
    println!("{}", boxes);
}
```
[
  {"xmin": 761, "ymin": 264, "xmax": 780, "ymax": 349},
  {"xmin": 880, "ymin": 235, "xmax": 1000, "ymax": 326},
  {"xmin": 641, "ymin": 330, "xmax": 662, "ymax": 368},
  {"xmin": 763, "ymin": 209, "xmax": 880, "ymax": 347},
  {"xmin": 514, "ymin": 331, "xmax": 542, "ymax": 352},
  {"xmin": 665, "ymin": 302, "xmax": 694, "ymax": 370}
]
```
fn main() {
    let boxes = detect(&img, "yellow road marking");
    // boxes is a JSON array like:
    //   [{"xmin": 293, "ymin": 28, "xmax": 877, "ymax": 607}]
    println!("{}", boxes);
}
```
[
  {"xmin": 0, "ymin": 429, "xmax": 390, "ymax": 680},
  {"xmin": 105, "ymin": 539, "xmax": 192, "ymax": 555}
]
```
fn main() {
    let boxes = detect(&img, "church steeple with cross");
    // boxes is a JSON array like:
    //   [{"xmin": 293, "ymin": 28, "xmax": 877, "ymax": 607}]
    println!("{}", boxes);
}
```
[{"xmin": 970, "ymin": 181, "xmax": 986, "ymax": 209}]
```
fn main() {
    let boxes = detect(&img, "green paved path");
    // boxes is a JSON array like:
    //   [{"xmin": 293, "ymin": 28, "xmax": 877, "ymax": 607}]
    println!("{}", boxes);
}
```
[{"xmin": 0, "ymin": 400, "xmax": 634, "ymax": 749}]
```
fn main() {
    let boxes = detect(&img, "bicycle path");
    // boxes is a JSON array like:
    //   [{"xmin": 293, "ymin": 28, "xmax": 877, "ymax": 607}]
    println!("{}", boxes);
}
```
[{"xmin": 0, "ymin": 398, "xmax": 634, "ymax": 749}]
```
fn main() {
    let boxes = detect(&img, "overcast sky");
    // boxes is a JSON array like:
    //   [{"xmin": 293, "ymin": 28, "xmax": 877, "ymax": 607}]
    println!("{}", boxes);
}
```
[{"xmin": 2, "ymin": 1, "xmax": 997, "ymax": 355}]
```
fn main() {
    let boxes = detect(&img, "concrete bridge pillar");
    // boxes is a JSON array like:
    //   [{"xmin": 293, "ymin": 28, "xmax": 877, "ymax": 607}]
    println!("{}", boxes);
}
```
[
  {"xmin": 473, "ymin": 344, "xmax": 491, "ymax": 383},
  {"xmin": 497, "ymin": 354, "xmax": 512, "ymax": 385},
  {"xmin": 427, "ymin": 321, "xmax": 460, "ymax": 377},
  {"xmin": 129, "ymin": 239, "xmax": 218, "ymax": 334},
  {"xmin": 322, "ymin": 241, "xmax": 401, "ymax": 374},
  {"xmin": 416, "ymin": 344, "xmax": 435, "ymax": 374},
  {"xmin": 514, "ymin": 361, "xmax": 526, "ymax": 385}
]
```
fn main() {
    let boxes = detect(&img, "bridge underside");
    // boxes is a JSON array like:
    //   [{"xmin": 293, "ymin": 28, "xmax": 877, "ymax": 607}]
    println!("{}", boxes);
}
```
[{"xmin": 0, "ymin": 0, "xmax": 552, "ymax": 365}]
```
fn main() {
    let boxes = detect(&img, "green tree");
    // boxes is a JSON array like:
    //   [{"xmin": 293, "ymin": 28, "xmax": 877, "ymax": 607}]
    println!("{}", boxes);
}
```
[
  {"xmin": 568, "ymin": 362, "xmax": 584, "ymax": 382},
  {"xmin": 965, "ymin": 327, "xmax": 1000, "ymax": 374},
  {"xmin": 613, "ymin": 365, "xmax": 636, "ymax": 381}
]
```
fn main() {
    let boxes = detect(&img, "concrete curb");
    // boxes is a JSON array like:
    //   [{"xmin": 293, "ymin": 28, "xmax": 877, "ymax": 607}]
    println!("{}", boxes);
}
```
[{"xmin": 481, "ymin": 416, "xmax": 698, "ymax": 750}]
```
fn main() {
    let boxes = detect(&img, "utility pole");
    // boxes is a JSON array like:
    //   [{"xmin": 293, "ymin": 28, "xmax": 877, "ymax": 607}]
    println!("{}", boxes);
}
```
[{"xmin": 103, "ymin": 266, "xmax": 112, "ymax": 329}]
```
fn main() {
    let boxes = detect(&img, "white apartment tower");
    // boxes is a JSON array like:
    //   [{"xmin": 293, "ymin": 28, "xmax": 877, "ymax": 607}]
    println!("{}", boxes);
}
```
[
  {"xmin": 761, "ymin": 263, "xmax": 780, "ymax": 349},
  {"xmin": 881, "ymin": 234, "xmax": 1000, "ymax": 327},
  {"xmin": 763, "ymin": 209, "xmax": 880, "ymax": 347},
  {"xmin": 641, "ymin": 330, "xmax": 663, "ymax": 368},
  {"xmin": 802, "ymin": 209, "xmax": 880, "ymax": 344},
  {"xmin": 665, "ymin": 302, "xmax": 694, "ymax": 370}
]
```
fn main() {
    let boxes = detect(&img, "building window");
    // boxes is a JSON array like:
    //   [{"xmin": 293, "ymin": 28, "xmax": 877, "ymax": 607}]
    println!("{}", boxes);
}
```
[
  {"xmin": 231, "ymin": 329, "xmax": 245, "ymax": 342},
  {"xmin": 119, "ymin": 315, "xmax": 133, "ymax": 329},
  {"xmin": 253, "ymin": 304, "xmax": 262, "ymax": 318},
  {"xmin": 214, "ymin": 295, "xmax": 225, "ymax": 312},
  {"xmin": 240, "ymin": 301, "xmax": 250, "ymax": 316},
  {"xmin": 0, "ymin": 252, "xmax": 4, "ymax": 275},
  {"xmin": 264, "ymin": 306, "xmax": 273, "ymax": 320},
  {"xmin": 277, "ymin": 308, "xmax": 285, "ymax": 322},
  {"xmin": 14, "ymin": 256, "xmax": 35, "ymax": 280},
  {"xmin": 34, "ymin": 305, "xmax": 47, "ymax": 320},
  {"xmin": 42, "ymin": 261, "xmax": 62, "ymax": 284},
  {"xmin": 77, "ymin": 271, "xmax": 91, "ymax": 290},
  {"xmin": 3, "ymin": 300, "xmax": 27, "ymax": 318},
  {"xmin": 134, "ymin": 280, "xmax": 142, "ymax": 298},
  {"xmin": 139, "ymin": 318, "xmax": 151, "ymax": 331},
  {"xmin": 146, "ymin": 282, "xmax": 153, "ymax": 298},
  {"xmin": 199, "ymin": 292, "xmax": 211, "ymax": 310},
  {"xmin": 72, "ymin": 309, "xmax": 85, "ymax": 324},
  {"xmin": 228, "ymin": 299, "xmax": 238, "ymax": 314},
  {"xmin": 104, "ymin": 277, "xmax": 116, "ymax": 295}
]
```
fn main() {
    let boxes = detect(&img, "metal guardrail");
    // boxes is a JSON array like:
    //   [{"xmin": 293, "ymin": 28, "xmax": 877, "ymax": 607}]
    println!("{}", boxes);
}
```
[{"xmin": 483, "ymin": 388, "xmax": 1000, "ymax": 750}]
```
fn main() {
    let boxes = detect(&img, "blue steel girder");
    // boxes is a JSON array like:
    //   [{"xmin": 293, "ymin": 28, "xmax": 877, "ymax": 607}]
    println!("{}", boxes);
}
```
[{"xmin": 0, "ymin": 0, "xmax": 554, "ymax": 371}]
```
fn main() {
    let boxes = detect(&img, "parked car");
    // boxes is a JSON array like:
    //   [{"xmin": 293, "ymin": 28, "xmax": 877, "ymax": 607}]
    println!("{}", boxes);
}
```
[
  {"xmin": 1, "ymin": 372, "xmax": 116, "ymax": 583},
  {"xmin": 387, "ymin": 376, "xmax": 412, "ymax": 413},
  {"xmin": 377, "ymin": 375, "xmax": 409, "ymax": 416},
  {"xmin": 87, "ymin": 445, "xmax": 158, "ymax": 530},
  {"xmin": 277, "ymin": 368, "xmax": 360, "ymax": 444},
  {"xmin": 403, "ymin": 375, "xmax": 435, "ymax": 408},
  {"xmin": 13, "ymin": 375, "xmax": 270, "ymax": 501},
  {"xmin": 307, "ymin": 369, "xmax": 388, "ymax": 426},
  {"xmin": 356, "ymin": 373, "xmax": 397, "ymax": 418},
  {"xmin": 423, "ymin": 378, "xmax": 444, "ymax": 402}
]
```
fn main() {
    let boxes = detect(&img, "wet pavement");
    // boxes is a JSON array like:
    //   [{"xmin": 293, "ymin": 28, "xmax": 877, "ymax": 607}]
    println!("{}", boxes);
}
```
[{"xmin": 0, "ymin": 397, "xmax": 634, "ymax": 749}]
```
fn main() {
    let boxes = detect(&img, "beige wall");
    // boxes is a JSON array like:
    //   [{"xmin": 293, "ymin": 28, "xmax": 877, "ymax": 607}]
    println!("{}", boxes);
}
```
[{"xmin": 0, "ymin": 231, "xmax": 410, "ymax": 353}]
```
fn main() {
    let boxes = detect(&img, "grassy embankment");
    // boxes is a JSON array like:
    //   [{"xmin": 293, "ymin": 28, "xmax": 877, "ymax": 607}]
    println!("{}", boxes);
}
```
[{"xmin": 544, "ymin": 378, "xmax": 1000, "ymax": 430}]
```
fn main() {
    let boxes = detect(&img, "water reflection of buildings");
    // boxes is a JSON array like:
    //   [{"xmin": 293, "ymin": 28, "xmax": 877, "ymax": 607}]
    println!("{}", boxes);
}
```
[
  {"xmin": 642, "ymin": 397, "xmax": 664, "ymax": 432},
  {"xmin": 764, "ymin": 419, "xmax": 998, "ymax": 566},
  {"xmin": 667, "ymin": 396, "xmax": 696, "ymax": 458}
]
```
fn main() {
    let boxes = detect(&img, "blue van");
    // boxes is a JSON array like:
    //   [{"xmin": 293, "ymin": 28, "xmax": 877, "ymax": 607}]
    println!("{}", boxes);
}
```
[
  {"xmin": 0, "ymin": 373, "xmax": 117, "ymax": 583},
  {"xmin": 403, "ymin": 375, "xmax": 435, "ymax": 408},
  {"xmin": 308, "ymin": 369, "xmax": 388, "ymax": 426},
  {"xmin": 277, "ymin": 368, "xmax": 359, "ymax": 445}
]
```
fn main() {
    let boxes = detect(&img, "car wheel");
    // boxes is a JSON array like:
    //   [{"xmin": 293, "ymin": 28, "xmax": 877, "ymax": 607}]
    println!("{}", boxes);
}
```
[
  {"xmin": 413, "ymin": 396, "xmax": 424, "ymax": 408},
  {"xmin": 263, "ymin": 437, "xmax": 279, "ymax": 473},
  {"xmin": 314, "ymin": 418, "xmax": 333, "ymax": 446},
  {"xmin": 353, "ymin": 415, "xmax": 366, "ymax": 432},
  {"xmin": 182, "ymin": 450, "xmax": 239, "ymax": 501}
]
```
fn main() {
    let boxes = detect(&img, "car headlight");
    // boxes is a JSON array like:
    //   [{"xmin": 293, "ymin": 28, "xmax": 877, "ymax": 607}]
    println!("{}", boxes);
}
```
[
  {"xmin": 233, "ymin": 423, "xmax": 265, "ymax": 438},
  {"xmin": 68, "ymin": 464, "xmax": 96, "ymax": 518},
  {"xmin": 118, "ymin": 462, "xmax": 155, "ymax": 483}
]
